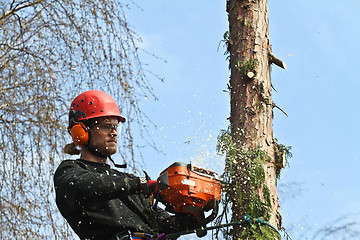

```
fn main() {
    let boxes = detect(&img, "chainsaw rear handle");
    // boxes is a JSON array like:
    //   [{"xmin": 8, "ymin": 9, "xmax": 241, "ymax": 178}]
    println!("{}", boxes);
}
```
[
  {"xmin": 202, "ymin": 199, "xmax": 219, "ymax": 225},
  {"xmin": 193, "ymin": 200, "xmax": 219, "ymax": 238}
]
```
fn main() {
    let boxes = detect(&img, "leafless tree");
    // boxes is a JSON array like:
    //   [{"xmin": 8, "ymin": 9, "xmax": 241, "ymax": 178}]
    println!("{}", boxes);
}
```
[
  {"xmin": 312, "ymin": 214, "xmax": 360, "ymax": 240},
  {"xmin": 0, "ymin": 0, "xmax": 155, "ymax": 238}
]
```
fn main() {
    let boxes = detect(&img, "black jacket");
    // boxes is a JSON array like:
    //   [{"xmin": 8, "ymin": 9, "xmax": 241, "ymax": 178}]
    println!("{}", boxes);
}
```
[{"xmin": 54, "ymin": 159, "xmax": 177, "ymax": 240}]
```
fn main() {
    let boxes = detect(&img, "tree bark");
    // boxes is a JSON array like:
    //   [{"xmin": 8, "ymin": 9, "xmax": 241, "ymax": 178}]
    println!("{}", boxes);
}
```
[{"xmin": 227, "ymin": 0, "xmax": 282, "ymax": 237}]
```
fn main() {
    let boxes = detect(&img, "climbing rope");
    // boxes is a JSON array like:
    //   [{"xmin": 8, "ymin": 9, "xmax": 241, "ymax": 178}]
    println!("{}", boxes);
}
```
[
  {"xmin": 243, "ymin": 214, "xmax": 281, "ymax": 237},
  {"xmin": 163, "ymin": 215, "xmax": 281, "ymax": 239},
  {"xmin": 126, "ymin": 215, "xmax": 281, "ymax": 239}
]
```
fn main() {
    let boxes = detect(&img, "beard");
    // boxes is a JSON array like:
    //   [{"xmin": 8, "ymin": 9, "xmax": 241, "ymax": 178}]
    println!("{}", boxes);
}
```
[
  {"xmin": 102, "ymin": 145, "xmax": 117, "ymax": 156},
  {"xmin": 87, "ymin": 139, "xmax": 117, "ymax": 158}
]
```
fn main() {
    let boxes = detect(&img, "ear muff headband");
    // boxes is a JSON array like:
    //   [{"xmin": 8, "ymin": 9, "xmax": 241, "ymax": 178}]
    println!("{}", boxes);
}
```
[{"xmin": 70, "ymin": 122, "xmax": 89, "ymax": 146}]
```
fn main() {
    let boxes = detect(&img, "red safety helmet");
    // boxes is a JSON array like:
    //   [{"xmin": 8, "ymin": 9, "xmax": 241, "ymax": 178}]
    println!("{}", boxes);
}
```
[{"xmin": 68, "ymin": 90, "xmax": 125, "ymax": 146}]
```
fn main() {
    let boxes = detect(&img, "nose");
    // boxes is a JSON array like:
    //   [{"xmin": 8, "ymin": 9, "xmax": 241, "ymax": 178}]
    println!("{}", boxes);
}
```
[{"xmin": 109, "ymin": 127, "xmax": 118, "ymax": 137}]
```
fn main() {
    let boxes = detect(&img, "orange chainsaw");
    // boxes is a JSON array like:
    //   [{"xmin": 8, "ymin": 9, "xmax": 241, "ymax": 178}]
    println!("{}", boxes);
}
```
[
  {"xmin": 145, "ymin": 163, "xmax": 281, "ymax": 240},
  {"xmin": 153, "ymin": 162, "xmax": 222, "ymax": 226}
]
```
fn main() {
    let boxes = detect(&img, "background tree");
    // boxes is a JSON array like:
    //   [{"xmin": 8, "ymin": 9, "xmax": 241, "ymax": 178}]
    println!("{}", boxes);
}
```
[
  {"xmin": 218, "ymin": 0, "xmax": 288, "ymax": 238},
  {"xmin": 312, "ymin": 214, "xmax": 360, "ymax": 240},
  {"xmin": 0, "ymin": 1, "xmax": 154, "ymax": 238}
]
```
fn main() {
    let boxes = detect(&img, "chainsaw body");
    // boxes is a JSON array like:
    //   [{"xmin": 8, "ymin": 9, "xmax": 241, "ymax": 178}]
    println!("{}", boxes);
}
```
[{"xmin": 155, "ymin": 162, "xmax": 221, "ymax": 223}]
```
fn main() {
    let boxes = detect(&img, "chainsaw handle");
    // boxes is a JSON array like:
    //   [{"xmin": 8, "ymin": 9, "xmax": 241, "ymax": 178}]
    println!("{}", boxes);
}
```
[
  {"xmin": 202, "ymin": 199, "xmax": 219, "ymax": 225},
  {"xmin": 193, "ymin": 200, "xmax": 219, "ymax": 238}
]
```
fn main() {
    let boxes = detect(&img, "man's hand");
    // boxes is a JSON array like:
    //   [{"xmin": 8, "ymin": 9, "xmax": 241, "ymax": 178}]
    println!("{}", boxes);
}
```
[
  {"xmin": 147, "ymin": 179, "xmax": 157, "ymax": 193},
  {"xmin": 139, "ymin": 177, "xmax": 149, "ymax": 197}
]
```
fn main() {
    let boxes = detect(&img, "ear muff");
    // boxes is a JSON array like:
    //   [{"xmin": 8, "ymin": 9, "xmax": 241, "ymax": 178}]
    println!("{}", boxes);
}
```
[{"xmin": 70, "ymin": 122, "xmax": 89, "ymax": 146}]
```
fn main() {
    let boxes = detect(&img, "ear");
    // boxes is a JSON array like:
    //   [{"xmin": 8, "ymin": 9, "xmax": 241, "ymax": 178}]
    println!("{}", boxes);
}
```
[{"xmin": 70, "ymin": 122, "xmax": 89, "ymax": 146}]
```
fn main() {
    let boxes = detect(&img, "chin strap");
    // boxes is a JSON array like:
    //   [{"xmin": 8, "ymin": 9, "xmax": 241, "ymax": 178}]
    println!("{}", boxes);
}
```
[
  {"xmin": 108, "ymin": 156, "xmax": 127, "ymax": 168},
  {"xmin": 85, "ymin": 144, "xmax": 127, "ymax": 168}
]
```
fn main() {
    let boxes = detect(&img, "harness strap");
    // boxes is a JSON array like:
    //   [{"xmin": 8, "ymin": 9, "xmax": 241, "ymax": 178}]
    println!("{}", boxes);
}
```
[{"xmin": 114, "ymin": 231, "xmax": 152, "ymax": 240}]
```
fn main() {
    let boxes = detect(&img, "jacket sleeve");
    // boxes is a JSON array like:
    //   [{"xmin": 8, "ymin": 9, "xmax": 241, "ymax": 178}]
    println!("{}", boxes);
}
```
[
  {"xmin": 54, "ymin": 160, "xmax": 140, "ymax": 205},
  {"xmin": 154, "ymin": 208, "xmax": 176, "ymax": 233}
]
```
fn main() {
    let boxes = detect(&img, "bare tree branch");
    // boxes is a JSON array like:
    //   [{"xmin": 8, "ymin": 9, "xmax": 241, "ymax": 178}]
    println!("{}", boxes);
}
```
[
  {"xmin": 0, "ymin": 0, "xmax": 43, "ymax": 22},
  {"xmin": 0, "ymin": 1, "xmax": 158, "ymax": 238}
]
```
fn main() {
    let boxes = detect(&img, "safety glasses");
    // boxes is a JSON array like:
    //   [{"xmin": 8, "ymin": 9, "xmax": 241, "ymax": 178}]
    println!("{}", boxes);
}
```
[{"xmin": 91, "ymin": 123, "xmax": 120, "ymax": 133}]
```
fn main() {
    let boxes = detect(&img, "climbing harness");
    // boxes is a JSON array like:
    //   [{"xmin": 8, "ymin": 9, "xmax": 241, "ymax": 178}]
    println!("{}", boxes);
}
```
[{"xmin": 115, "ymin": 231, "xmax": 152, "ymax": 240}]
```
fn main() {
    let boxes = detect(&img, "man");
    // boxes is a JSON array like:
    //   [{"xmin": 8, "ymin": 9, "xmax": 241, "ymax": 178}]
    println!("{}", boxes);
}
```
[{"xmin": 54, "ymin": 90, "xmax": 202, "ymax": 240}]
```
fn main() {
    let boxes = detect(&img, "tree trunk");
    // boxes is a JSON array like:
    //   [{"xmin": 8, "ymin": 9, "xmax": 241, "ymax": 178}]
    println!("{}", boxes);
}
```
[{"xmin": 226, "ymin": 0, "xmax": 283, "ymax": 238}]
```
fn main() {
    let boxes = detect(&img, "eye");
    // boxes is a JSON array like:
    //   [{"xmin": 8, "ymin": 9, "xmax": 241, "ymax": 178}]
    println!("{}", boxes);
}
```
[
  {"xmin": 91, "ymin": 123, "xmax": 119, "ymax": 132},
  {"xmin": 109, "ymin": 124, "xmax": 119, "ymax": 132}
]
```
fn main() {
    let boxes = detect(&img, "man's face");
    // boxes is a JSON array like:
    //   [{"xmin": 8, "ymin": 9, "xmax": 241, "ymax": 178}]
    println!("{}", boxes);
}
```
[{"xmin": 88, "ymin": 116, "xmax": 119, "ymax": 156}]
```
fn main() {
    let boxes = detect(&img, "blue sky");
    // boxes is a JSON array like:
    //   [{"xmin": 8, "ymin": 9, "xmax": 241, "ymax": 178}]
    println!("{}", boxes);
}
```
[{"xmin": 122, "ymin": 1, "xmax": 360, "ymax": 239}]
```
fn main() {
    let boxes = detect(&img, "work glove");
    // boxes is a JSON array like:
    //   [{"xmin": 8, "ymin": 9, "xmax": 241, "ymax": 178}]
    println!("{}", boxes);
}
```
[
  {"xmin": 147, "ymin": 179, "xmax": 157, "ymax": 193},
  {"xmin": 139, "ymin": 171, "xmax": 157, "ymax": 197},
  {"xmin": 139, "ymin": 177, "xmax": 149, "ymax": 197}
]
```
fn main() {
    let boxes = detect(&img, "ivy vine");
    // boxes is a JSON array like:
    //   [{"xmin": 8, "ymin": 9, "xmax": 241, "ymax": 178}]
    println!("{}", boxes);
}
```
[{"xmin": 216, "ymin": 127, "xmax": 282, "ymax": 239}]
